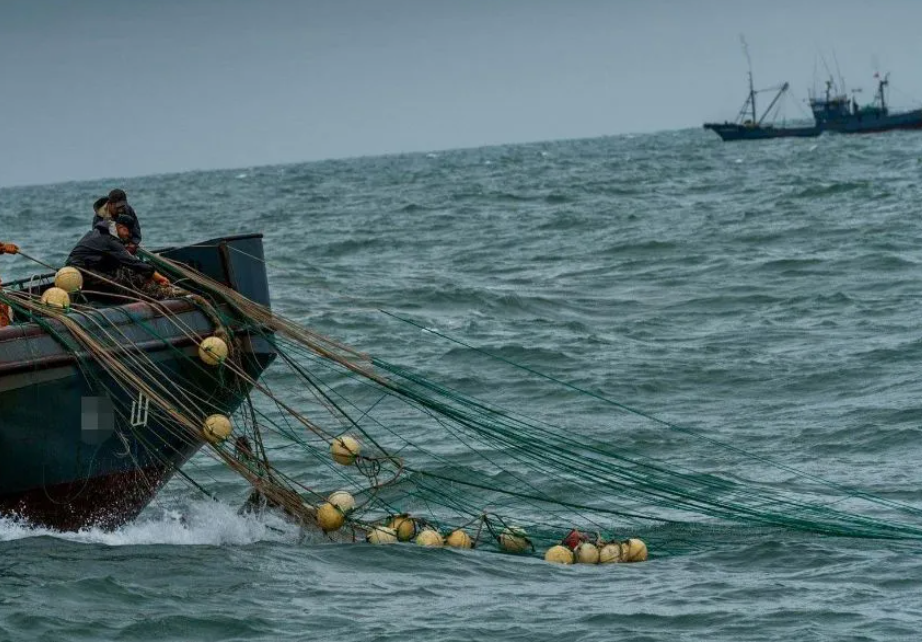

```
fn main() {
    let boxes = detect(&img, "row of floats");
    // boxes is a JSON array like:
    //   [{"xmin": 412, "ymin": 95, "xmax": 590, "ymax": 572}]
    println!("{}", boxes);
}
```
[
  {"xmin": 189, "ymin": 338, "xmax": 651, "ymax": 567},
  {"xmin": 323, "ymin": 435, "xmax": 650, "ymax": 566}
]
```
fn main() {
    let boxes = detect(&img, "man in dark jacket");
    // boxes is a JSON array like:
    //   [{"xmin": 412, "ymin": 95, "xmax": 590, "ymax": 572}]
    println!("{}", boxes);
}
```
[
  {"xmin": 92, "ymin": 188, "xmax": 142, "ymax": 253},
  {"xmin": 67, "ymin": 216, "xmax": 169, "ymax": 298}
]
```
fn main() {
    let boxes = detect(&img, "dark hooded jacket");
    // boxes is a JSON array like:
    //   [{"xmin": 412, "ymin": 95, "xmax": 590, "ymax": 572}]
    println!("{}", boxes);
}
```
[
  {"xmin": 66, "ymin": 221, "xmax": 155, "ymax": 278},
  {"xmin": 91, "ymin": 197, "xmax": 142, "ymax": 246}
]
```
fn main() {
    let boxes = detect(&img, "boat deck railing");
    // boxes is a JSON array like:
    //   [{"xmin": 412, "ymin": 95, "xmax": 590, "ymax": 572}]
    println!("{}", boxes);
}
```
[{"xmin": 5, "ymin": 272, "xmax": 56, "ymax": 296}]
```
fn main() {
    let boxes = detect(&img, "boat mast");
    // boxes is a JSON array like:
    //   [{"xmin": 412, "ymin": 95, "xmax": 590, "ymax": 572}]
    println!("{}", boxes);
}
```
[
  {"xmin": 877, "ymin": 73, "xmax": 889, "ymax": 112},
  {"xmin": 741, "ymin": 35, "xmax": 757, "ymax": 122}
]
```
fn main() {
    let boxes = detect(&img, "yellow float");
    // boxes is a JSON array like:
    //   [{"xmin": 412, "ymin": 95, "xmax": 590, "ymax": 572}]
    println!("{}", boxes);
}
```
[
  {"xmin": 367, "ymin": 525, "xmax": 397, "ymax": 544},
  {"xmin": 40, "ymin": 287, "xmax": 70, "ymax": 309},
  {"xmin": 445, "ymin": 529, "xmax": 473, "ymax": 549},
  {"xmin": 621, "ymin": 538, "xmax": 648, "ymax": 563},
  {"xmin": 198, "ymin": 336, "xmax": 229, "ymax": 366},
  {"xmin": 598, "ymin": 543, "xmax": 622, "ymax": 564},
  {"xmin": 316, "ymin": 502, "xmax": 345, "ymax": 532},
  {"xmin": 54, "ymin": 267, "xmax": 83, "ymax": 293},
  {"xmin": 498, "ymin": 526, "xmax": 530, "ymax": 553},
  {"xmin": 202, "ymin": 414, "xmax": 232, "ymax": 443},
  {"xmin": 390, "ymin": 515, "xmax": 417, "ymax": 542},
  {"xmin": 327, "ymin": 490, "xmax": 356, "ymax": 514},
  {"xmin": 574, "ymin": 542, "xmax": 600, "ymax": 564},
  {"xmin": 415, "ymin": 528, "xmax": 443, "ymax": 547},
  {"xmin": 330, "ymin": 435, "xmax": 361, "ymax": 465},
  {"xmin": 544, "ymin": 545, "xmax": 574, "ymax": 564}
]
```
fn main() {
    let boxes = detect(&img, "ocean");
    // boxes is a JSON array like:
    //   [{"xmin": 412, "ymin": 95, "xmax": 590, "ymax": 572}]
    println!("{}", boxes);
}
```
[{"xmin": 2, "ymin": 129, "xmax": 922, "ymax": 641}]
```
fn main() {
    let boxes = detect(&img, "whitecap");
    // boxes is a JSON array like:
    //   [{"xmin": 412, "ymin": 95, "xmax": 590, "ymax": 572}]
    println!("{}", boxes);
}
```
[{"xmin": 0, "ymin": 499, "xmax": 301, "ymax": 547}]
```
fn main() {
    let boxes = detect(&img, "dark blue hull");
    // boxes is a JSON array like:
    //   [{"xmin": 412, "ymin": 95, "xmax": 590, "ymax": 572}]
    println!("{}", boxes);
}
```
[
  {"xmin": 818, "ymin": 108, "xmax": 922, "ymax": 134},
  {"xmin": 704, "ymin": 122, "xmax": 821, "ymax": 141},
  {"xmin": 0, "ymin": 234, "xmax": 276, "ymax": 530}
]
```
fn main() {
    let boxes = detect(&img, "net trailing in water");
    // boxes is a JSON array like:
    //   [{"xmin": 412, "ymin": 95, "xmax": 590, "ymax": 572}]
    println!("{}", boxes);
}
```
[{"xmin": 3, "ymin": 250, "xmax": 922, "ymax": 565}]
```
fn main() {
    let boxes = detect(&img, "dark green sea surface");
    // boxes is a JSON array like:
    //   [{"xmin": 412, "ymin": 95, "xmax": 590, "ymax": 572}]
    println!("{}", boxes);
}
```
[{"xmin": 2, "ymin": 130, "xmax": 922, "ymax": 641}]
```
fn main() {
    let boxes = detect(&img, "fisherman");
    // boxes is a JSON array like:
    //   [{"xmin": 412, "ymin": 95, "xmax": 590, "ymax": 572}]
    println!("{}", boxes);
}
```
[
  {"xmin": 92, "ymin": 188, "xmax": 142, "ymax": 254},
  {"xmin": 66, "ymin": 216, "xmax": 170, "ymax": 298},
  {"xmin": 0, "ymin": 242, "xmax": 18, "ymax": 328}
]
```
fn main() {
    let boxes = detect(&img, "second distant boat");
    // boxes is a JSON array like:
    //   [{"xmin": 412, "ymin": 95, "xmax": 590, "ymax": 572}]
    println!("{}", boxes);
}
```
[{"xmin": 810, "ymin": 73, "xmax": 922, "ymax": 134}]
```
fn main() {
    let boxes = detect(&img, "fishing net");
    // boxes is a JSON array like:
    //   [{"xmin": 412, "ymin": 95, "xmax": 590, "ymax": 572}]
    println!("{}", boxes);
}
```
[{"xmin": 3, "ymin": 248, "xmax": 922, "ymax": 565}]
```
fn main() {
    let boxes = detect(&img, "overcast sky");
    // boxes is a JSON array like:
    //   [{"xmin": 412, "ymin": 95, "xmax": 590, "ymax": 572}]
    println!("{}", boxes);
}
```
[{"xmin": 3, "ymin": 0, "xmax": 922, "ymax": 187}]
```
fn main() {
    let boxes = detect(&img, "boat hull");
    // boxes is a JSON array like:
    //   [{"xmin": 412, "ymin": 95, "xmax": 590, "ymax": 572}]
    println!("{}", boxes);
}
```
[
  {"xmin": 818, "ymin": 108, "xmax": 922, "ymax": 134},
  {"xmin": 704, "ymin": 122, "xmax": 821, "ymax": 141},
  {"xmin": 0, "ymin": 234, "xmax": 276, "ymax": 531}
]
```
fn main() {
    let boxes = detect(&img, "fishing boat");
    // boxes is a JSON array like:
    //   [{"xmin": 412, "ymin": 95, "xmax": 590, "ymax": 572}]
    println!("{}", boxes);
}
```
[
  {"xmin": 703, "ymin": 37, "xmax": 818, "ymax": 142},
  {"xmin": 809, "ymin": 73, "xmax": 922, "ymax": 134},
  {"xmin": 0, "ymin": 234, "xmax": 276, "ymax": 530},
  {"xmin": 703, "ymin": 79, "xmax": 820, "ymax": 141},
  {"xmin": 703, "ymin": 37, "xmax": 818, "ymax": 141}
]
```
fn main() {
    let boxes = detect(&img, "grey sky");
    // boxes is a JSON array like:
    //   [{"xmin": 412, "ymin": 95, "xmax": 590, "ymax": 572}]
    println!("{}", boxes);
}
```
[{"xmin": 3, "ymin": 0, "xmax": 922, "ymax": 187}]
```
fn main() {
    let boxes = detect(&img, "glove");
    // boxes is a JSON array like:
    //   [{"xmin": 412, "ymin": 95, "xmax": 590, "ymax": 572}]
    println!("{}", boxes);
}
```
[
  {"xmin": 152, "ymin": 271, "xmax": 171, "ymax": 286},
  {"xmin": 1, "ymin": 243, "xmax": 19, "ymax": 254},
  {"xmin": 126, "ymin": 242, "xmax": 139, "ymax": 255}
]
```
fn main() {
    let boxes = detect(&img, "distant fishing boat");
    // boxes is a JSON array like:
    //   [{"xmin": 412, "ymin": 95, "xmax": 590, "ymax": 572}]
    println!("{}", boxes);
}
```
[
  {"xmin": 810, "ymin": 72, "xmax": 922, "ymax": 134},
  {"xmin": 704, "ymin": 39, "xmax": 820, "ymax": 141}
]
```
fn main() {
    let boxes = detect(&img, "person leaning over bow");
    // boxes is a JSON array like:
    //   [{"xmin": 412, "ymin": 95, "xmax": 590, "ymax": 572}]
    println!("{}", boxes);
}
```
[
  {"xmin": 66, "ymin": 216, "xmax": 169, "ymax": 299},
  {"xmin": 92, "ymin": 188, "xmax": 142, "ymax": 254}
]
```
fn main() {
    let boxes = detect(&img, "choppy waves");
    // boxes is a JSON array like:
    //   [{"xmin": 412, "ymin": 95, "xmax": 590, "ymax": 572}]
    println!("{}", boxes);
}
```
[{"xmin": 4, "ymin": 128, "xmax": 922, "ymax": 639}]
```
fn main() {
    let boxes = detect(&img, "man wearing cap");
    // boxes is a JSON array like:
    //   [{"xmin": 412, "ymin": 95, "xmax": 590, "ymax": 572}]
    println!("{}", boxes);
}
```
[
  {"xmin": 92, "ymin": 188, "xmax": 142, "ymax": 254},
  {"xmin": 66, "ymin": 216, "xmax": 170, "ymax": 298}
]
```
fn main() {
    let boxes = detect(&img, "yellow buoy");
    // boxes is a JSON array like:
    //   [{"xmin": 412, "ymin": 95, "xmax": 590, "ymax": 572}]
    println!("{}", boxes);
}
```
[
  {"xmin": 202, "ymin": 414, "xmax": 232, "ymax": 443},
  {"xmin": 445, "ymin": 529, "xmax": 473, "ymax": 549},
  {"xmin": 40, "ymin": 287, "xmax": 70, "ymax": 309},
  {"xmin": 54, "ymin": 267, "xmax": 83, "ymax": 293},
  {"xmin": 498, "ymin": 526, "xmax": 530, "ymax": 554},
  {"xmin": 390, "ymin": 515, "xmax": 417, "ymax": 542},
  {"xmin": 598, "ymin": 543, "xmax": 622, "ymax": 564},
  {"xmin": 367, "ymin": 525, "xmax": 397, "ymax": 544},
  {"xmin": 621, "ymin": 538, "xmax": 648, "ymax": 563},
  {"xmin": 415, "ymin": 528, "xmax": 443, "ymax": 547},
  {"xmin": 544, "ymin": 545, "xmax": 574, "ymax": 564},
  {"xmin": 316, "ymin": 502, "xmax": 345, "ymax": 532},
  {"xmin": 330, "ymin": 435, "xmax": 361, "ymax": 465},
  {"xmin": 198, "ymin": 336, "xmax": 229, "ymax": 366},
  {"xmin": 575, "ymin": 542, "xmax": 600, "ymax": 564},
  {"xmin": 327, "ymin": 490, "xmax": 356, "ymax": 514}
]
